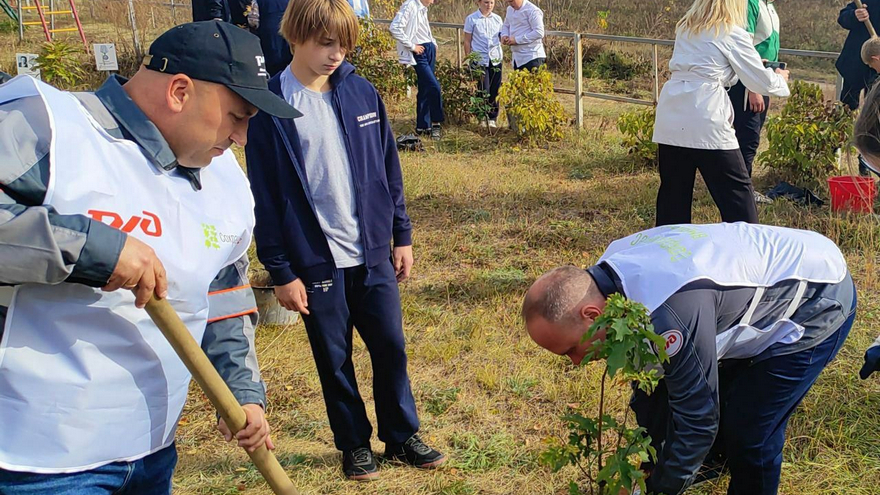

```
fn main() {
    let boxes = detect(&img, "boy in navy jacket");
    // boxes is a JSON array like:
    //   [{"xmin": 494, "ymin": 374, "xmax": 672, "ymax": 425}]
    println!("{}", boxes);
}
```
[{"xmin": 245, "ymin": 0, "xmax": 445, "ymax": 481}]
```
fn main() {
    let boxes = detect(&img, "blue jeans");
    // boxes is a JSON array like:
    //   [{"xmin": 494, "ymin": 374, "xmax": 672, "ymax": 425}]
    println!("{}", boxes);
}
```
[
  {"xmin": 0, "ymin": 444, "xmax": 177, "ymax": 494},
  {"xmin": 413, "ymin": 42, "xmax": 445, "ymax": 130},
  {"xmin": 716, "ymin": 302, "xmax": 855, "ymax": 495}
]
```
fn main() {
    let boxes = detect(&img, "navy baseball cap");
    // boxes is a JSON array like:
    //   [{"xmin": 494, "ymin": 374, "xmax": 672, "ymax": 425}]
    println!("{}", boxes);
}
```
[{"xmin": 144, "ymin": 21, "xmax": 301, "ymax": 118}]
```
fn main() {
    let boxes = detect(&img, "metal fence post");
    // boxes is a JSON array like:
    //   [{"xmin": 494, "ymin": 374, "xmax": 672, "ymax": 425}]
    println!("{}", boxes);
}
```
[
  {"xmin": 17, "ymin": 0, "xmax": 23, "ymax": 41},
  {"xmin": 652, "ymin": 43, "xmax": 660, "ymax": 105},
  {"xmin": 456, "ymin": 27, "xmax": 462, "ymax": 67},
  {"xmin": 170, "ymin": 0, "xmax": 176, "ymax": 23},
  {"xmin": 574, "ymin": 33, "xmax": 583, "ymax": 129}
]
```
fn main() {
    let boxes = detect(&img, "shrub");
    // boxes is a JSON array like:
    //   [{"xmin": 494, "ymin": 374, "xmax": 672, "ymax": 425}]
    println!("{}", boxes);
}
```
[
  {"xmin": 435, "ymin": 52, "xmax": 494, "ymax": 126},
  {"xmin": 543, "ymin": 36, "xmax": 576, "ymax": 77},
  {"xmin": 584, "ymin": 49, "xmax": 650, "ymax": 82},
  {"xmin": 348, "ymin": 18, "xmax": 411, "ymax": 102},
  {"xmin": 34, "ymin": 41, "xmax": 88, "ymax": 89},
  {"xmin": 760, "ymin": 80, "xmax": 855, "ymax": 187},
  {"xmin": 497, "ymin": 66, "xmax": 567, "ymax": 145},
  {"xmin": 617, "ymin": 107, "xmax": 658, "ymax": 166},
  {"xmin": 540, "ymin": 294, "xmax": 668, "ymax": 495}
]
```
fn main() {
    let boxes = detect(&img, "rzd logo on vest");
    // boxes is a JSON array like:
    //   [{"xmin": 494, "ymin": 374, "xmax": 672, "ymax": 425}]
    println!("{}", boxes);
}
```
[{"xmin": 88, "ymin": 210, "xmax": 162, "ymax": 237}]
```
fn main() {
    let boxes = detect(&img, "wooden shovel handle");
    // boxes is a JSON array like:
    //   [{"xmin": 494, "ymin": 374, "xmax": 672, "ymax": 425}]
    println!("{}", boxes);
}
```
[
  {"xmin": 855, "ymin": 0, "xmax": 878, "ymax": 38},
  {"xmin": 144, "ymin": 295, "xmax": 299, "ymax": 495}
]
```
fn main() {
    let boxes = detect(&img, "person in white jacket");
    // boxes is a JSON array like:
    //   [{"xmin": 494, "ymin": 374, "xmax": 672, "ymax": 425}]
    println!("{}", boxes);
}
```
[
  {"xmin": 652, "ymin": 0, "xmax": 789, "ymax": 227},
  {"xmin": 389, "ymin": 0, "xmax": 445, "ymax": 139}
]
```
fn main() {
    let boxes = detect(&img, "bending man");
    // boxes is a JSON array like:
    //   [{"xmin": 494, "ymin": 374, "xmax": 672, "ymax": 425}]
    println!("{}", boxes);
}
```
[{"xmin": 523, "ymin": 223, "xmax": 856, "ymax": 495}]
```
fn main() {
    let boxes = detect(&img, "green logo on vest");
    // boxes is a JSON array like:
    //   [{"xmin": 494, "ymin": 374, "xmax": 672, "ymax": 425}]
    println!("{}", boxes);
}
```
[{"xmin": 202, "ymin": 223, "xmax": 220, "ymax": 250}]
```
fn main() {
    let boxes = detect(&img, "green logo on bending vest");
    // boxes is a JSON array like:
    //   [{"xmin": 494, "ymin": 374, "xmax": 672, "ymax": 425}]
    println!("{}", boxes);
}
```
[{"xmin": 202, "ymin": 223, "xmax": 220, "ymax": 249}]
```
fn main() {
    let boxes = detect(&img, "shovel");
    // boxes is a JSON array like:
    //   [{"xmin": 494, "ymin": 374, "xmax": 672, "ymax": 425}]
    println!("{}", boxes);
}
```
[
  {"xmin": 145, "ymin": 295, "xmax": 299, "ymax": 495},
  {"xmin": 856, "ymin": 0, "xmax": 877, "ymax": 38}
]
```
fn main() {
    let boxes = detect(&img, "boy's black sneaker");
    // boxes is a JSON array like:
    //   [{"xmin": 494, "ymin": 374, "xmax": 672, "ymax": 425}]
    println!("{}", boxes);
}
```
[
  {"xmin": 430, "ymin": 124, "xmax": 442, "ymax": 141},
  {"xmin": 343, "ymin": 446, "xmax": 379, "ymax": 481},
  {"xmin": 384, "ymin": 434, "xmax": 446, "ymax": 469},
  {"xmin": 415, "ymin": 127, "xmax": 431, "ymax": 136}
]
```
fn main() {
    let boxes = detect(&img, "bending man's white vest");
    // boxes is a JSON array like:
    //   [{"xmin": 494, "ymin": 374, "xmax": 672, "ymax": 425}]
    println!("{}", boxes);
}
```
[
  {"xmin": 598, "ymin": 223, "xmax": 848, "ymax": 360},
  {"xmin": 0, "ymin": 76, "xmax": 254, "ymax": 472}
]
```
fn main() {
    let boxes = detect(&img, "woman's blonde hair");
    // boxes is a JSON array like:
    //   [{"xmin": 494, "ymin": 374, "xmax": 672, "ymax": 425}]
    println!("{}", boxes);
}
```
[
  {"xmin": 676, "ymin": 0, "xmax": 747, "ymax": 36},
  {"xmin": 279, "ymin": 0, "xmax": 359, "ymax": 52}
]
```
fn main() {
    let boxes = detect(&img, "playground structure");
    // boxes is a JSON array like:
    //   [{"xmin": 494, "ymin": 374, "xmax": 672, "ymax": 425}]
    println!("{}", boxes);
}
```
[{"xmin": 1, "ymin": 0, "xmax": 87, "ymax": 48}]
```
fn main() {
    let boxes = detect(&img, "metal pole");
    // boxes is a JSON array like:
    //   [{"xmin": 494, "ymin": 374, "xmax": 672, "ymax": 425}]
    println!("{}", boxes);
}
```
[
  {"xmin": 170, "ymin": 0, "xmax": 175, "ymax": 23},
  {"xmin": 652, "ymin": 43, "xmax": 660, "ymax": 104},
  {"xmin": 49, "ymin": 0, "xmax": 54, "ymax": 35},
  {"xmin": 574, "ymin": 33, "xmax": 583, "ymax": 129},
  {"xmin": 456, "ymin": 27, "xmax": 462, "ymax": 67},
  {"xmin": 17, "ymin": 0, "xmax": 23, "ymax": 41},
  {"xmin": 127, "ymin": 0, "xmax": 141, "ymax": 59},
  {"xmin": 836, "ymin": 73, "xmax": 844, "ymax": 101}
]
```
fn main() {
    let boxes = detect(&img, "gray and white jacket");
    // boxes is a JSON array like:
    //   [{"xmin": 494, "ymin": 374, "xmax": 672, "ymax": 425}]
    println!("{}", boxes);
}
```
[{"xmin": 0, "ymin": 75, "xmax": 266, "ymax": 407}]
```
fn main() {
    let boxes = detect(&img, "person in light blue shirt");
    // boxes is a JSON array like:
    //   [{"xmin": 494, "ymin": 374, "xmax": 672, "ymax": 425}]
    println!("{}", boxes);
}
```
[
  {"xmin": 347, "ymin": 0, "xmax": 370, "ymax": 18},
  {"xmin": 464, "ymin": 0, "xmax": 503, "ymax": 127}
]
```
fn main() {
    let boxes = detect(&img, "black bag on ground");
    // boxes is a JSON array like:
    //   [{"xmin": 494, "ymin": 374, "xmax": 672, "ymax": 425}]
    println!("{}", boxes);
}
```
[
  {"xmin": 396, "ymin": 133, "xmax": 424, "ymax": 152},
  {"xmin": 766, "ymin": 182, "xmax": 824, "ymax": 207}
]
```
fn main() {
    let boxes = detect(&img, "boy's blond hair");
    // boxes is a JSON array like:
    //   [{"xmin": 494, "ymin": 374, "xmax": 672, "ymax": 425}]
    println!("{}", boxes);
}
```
[
  {"xmin": 677, "ymin": 0, "xmax": 747, "ymax": 36},
  {"xmin": 862, "ymin": 37, "xmax": 880, "ymax": 66},
  {"xmin": 280, "ymin": 0, "xmax": 359, "ymax": 52}
]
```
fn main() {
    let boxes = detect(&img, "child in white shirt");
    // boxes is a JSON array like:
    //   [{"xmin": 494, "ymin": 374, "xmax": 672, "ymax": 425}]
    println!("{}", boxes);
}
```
[
  {"xmin": 464, "ymin": 0, "xmax": 503, "ymax": 126},
  {"xmin": 390, "ymin": 0, "xmax": 445, "ymax": 138}
]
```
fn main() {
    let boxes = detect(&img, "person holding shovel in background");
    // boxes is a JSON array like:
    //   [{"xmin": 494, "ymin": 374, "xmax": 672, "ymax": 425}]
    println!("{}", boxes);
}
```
[
  {"xmin": 837, "ymin": 0, "xmax": 880, "ymax": 175},
  {"xmin": 523, "ymin": 223, "xmax": 856, "ymax": 495},
  {"xmin": 0, "ymin": 21, "xmax": 299, "ymax": 494},
  {"xmin": 837, "ymin": 0, "xmax": 879, "ymax": 111}
]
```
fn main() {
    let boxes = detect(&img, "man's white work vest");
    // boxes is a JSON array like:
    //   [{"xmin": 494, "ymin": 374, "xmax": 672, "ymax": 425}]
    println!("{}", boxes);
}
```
[
  {"xmin": 598, "ymin": 223, "xmax": 848, "ymax": 360},
  {"xmin": 0, "ymin": 76, "xmax": 254, "ymax": 473}
]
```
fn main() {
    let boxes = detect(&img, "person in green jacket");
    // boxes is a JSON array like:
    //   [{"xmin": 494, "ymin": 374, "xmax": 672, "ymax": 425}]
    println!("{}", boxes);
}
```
[{"xmin": 726, "ymin": 0, "xmax": 779, "ymax": 180}]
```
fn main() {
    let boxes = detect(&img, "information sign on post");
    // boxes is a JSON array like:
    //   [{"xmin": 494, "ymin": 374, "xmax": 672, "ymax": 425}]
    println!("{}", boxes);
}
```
[
  {"xmin": 93, "ymin": 44, "xmax": 119, "ymax": 72},
  {"xmin": 15, "ymin": 53, "xmax": 40, "ymax": 79}
]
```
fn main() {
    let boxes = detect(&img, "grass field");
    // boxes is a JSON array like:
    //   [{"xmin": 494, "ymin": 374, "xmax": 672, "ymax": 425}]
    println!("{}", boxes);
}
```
[
  {"xmin": 169, "ymin": 96, "xmax": 880, "ymax": 494},
  {"xmin": 1, "ymin": 1, "xmax": 879, "ymax": 494}
]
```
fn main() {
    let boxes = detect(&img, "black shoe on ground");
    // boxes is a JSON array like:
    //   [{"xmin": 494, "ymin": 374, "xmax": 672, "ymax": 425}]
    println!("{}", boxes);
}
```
[
  {"xmin": 384, "ymin": 434, "xmax": 446, "ymax": 469},
  {"xmin": 343, "ymin": 446, "xmax": 379, "ymax": 481},
  {"xmin": 430, "ymin": 124, "xmax": 442, "ymax": 140},
  {"xmin": 415, "ymin": 127, "xmax": 431, "ymax": 136}
]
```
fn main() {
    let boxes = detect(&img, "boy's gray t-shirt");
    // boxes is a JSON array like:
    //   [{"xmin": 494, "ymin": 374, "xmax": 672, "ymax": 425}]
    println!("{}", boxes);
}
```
[{"xmin": 280, "ymin": 68, "xmax": 364, "ymax": 268}]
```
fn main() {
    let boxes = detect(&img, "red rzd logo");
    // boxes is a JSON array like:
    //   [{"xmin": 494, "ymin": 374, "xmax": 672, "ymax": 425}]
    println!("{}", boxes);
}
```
[
  {"xmin": 88, "ymin": 210, "xmax": 163, "ymax": 237},
  {"xmin": 659, "ymin": 329, "xmax": 684, "ymax": 358}
]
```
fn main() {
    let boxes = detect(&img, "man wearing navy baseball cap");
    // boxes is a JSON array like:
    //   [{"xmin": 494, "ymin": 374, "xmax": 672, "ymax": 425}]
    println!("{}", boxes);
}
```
[{"xmin": 0, "ymin": 22, "xmax": 296, "ymax": 493}]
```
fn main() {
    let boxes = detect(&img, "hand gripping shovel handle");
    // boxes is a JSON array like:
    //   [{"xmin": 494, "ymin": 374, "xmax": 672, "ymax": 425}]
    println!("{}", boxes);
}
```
[
  {"xmin": 144, "ymin": 295, "xmax": 299, "ymax": 495},
  {"xmin": 855, "ymin": 0, "xmax": 878, "ymax": 38}
]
